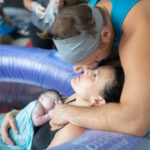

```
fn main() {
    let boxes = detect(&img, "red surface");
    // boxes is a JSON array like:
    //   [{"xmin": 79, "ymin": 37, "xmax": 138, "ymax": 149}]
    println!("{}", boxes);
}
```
[{"xmin": 26, "ymin": 40, "xmax": 32, "ymax": 47}]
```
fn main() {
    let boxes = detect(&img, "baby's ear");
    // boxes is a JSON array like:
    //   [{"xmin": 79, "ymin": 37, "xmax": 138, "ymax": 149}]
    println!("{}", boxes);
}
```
[
  {"xmin": 90, "ymin": 96, "xmax": 106, "ymax": 106},
  {"xmin": 39, "ymin": 95, "xmax": 45, "ymax": 101}
]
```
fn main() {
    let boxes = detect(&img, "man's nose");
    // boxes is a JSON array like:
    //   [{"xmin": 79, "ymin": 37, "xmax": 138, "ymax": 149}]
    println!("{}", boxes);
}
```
[
  {"xmin": 73, "ymin": 65, "xmax": 84, "ymax": 73},
  {"xmin": 83, "ymin": 68, "xmax": 93, "ymax": 76}
]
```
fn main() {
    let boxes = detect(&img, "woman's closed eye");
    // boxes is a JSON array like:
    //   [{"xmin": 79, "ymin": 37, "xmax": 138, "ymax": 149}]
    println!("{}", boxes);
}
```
[{"xmin": 93, "ymin": 70, "xmax": 99, "ymax": 82}]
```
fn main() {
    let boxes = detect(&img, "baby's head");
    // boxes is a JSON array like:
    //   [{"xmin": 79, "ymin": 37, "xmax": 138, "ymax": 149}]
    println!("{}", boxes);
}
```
[{"xmin": 39, "ymin": 90, "xmax": 62, "ymax": 112}]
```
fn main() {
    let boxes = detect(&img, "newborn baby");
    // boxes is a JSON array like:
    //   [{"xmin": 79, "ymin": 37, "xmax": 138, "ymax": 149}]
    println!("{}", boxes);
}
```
[
  {"xmin": 0, "ymin": 90, "xmax": 63, "ymax": 149},
  {"xmin": 32, "ymin": 90, "xmax": 63, "ymax": 126}
]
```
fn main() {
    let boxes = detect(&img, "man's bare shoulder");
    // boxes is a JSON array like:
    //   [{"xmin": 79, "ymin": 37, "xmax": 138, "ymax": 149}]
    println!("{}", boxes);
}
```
[
  {"xmin": 122, "ymin": 0, "xmax": 150, "ymax": 33},
  {"xmin": 119, "ymin": 0, "xmax": 150, "ymax": 63},
  {"xmin": 117, "ymin": 0, "xmax": 150, "ymax": 133}
]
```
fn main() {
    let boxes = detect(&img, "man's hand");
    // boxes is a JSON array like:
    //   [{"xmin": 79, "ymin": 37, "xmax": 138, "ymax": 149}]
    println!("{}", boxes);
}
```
[
  {"xmin": 31, "ymin": 1, "xmax": 45, "ymax": 17},
  {"xmin": 0, "ymin": 111, "xmax": 18, "ymax": 145},
  {"xmin": 50, "ymin": 104, "xmax": 69, "ymax": 126}
]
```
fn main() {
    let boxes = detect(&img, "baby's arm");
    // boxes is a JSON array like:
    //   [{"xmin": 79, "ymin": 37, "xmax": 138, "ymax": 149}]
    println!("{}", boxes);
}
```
[{"xmin": 32, "ymin": 102, "xmax": 51, "ymax": 127}]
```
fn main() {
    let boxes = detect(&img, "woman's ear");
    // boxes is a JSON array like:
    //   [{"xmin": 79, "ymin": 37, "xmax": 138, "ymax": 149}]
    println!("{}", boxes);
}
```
[
  {"xmin": 100, "ymin": 26, "xmax": 112, "ymax": 44},
  {"xmin": 90, "ymin": 96, "xmax": 106, "ymax": 106}
]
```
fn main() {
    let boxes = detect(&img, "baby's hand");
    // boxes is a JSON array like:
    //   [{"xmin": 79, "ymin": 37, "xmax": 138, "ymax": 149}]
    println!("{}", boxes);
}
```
[
  {"xmin": 48, "ymin": 109, "xmax": 54, "ymax": 120},
  {"xmin": 48, "ymin": 100, "xmax": 63, "ymax": 119}
]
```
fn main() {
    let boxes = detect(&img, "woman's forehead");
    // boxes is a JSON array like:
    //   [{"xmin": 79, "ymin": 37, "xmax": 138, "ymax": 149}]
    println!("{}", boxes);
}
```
[
  {"xmin": 97, "ymin": 66, "xmax": 115, "ymax": 80},
  {"xmin": 98, "ymin": 66, "xmax": 114, "ymax": 71}
]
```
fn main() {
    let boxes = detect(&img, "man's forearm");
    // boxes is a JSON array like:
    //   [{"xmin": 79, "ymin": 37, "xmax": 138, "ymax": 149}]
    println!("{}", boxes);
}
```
[{"xmin": 64, "ymin": 103, "xmax": 148, "ymax": 136}]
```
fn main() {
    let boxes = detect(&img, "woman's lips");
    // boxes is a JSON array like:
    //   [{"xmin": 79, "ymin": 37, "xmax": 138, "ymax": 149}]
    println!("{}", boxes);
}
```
[{"xmin": 78, "ymin": 76, "xmax": 80, "ymax": 81}]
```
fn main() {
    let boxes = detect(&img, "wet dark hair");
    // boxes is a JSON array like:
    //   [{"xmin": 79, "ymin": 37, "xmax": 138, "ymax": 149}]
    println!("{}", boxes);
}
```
[
  {"xmin": 39, "ymin": 89, "xmax": 62, "ymax": 99},
  {"xmin": 101, "ymin": 66, "xmax": 124, "ymax": 103},
  {"xmin": 39, "ymin": 4, "xmax": 107, "ymax": 40}
]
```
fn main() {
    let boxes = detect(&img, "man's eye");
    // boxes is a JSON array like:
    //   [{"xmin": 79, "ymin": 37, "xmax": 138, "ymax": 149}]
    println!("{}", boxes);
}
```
[
  {"xmin": 95, "ymin": 61, "xmax": 99, "ymax": 64},
  {"xmin": 92, "ymin": 73, "xmax": 97, "ymax": 79},
  {"xmin": 88, "ymin": 61, "xmax": 99, "ymax": 68}
]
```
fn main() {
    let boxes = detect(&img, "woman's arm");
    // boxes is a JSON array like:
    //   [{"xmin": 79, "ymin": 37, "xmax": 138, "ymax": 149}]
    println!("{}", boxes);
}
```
[
  {"xmin": 23, "ymin": 0, "xmax": 33, "ymax": 11},
  {"xmin": 0, "ymin": 110, "xmax": 20, "ymax": 145}
]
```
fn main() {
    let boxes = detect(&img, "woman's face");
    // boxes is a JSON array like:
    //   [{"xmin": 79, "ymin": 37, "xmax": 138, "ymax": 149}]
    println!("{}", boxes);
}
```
[{"xmin": 71, "ymin": 66, "xmax": 115, "ymax": 100}]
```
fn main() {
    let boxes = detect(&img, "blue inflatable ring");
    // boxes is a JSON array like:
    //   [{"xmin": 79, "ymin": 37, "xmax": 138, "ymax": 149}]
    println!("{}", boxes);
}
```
[{"xmin": 0, "ymin": 45, "xmax": 149, "ymax": 150}]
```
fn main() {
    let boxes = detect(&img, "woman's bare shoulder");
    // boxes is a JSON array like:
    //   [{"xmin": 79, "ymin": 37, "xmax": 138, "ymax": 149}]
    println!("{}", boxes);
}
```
[{"xmin": 64, "ymin": 93, "xmax": 76, "ymax": 104}]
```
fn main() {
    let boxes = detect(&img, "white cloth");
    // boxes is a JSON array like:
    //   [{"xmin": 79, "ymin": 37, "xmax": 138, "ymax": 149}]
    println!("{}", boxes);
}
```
[{"xmin": 40, "ymin": 0, "xmax": 59, "ymax": 29}]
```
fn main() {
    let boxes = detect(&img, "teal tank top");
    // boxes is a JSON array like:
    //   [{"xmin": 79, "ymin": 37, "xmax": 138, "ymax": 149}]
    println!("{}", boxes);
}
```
[
  {"xmin": 88, "ymin": 0, "xmax": 98, "ymax": 7},
  {"xmin": 110, "ymin": 0, "xmax": 139, "ymax": 46},
  {"xmin": 89, "ymin": 0, "xmax": 140, "ymax": 46}
]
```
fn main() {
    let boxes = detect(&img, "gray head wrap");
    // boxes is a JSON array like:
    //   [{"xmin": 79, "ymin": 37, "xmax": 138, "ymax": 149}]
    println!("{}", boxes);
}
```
[{"xmin": 53, "ymin": 5, "xmax": 104, "ymax": 63}]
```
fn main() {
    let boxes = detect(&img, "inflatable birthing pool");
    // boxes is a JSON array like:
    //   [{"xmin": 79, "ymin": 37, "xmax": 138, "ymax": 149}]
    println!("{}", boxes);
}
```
[{"xmin": 0, "ymin": 45, "xmax": 149, "ymax": 150}]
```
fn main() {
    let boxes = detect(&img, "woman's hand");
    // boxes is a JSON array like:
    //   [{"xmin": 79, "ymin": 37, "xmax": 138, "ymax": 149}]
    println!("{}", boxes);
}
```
[{"xmin": 0, "ymin": 111, "xmax": 19, "ymax": 145}]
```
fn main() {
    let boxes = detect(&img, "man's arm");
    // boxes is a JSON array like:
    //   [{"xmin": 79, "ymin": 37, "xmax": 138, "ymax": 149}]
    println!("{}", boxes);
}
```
[
  {"xmin": 51, "ymin": 6, "xmax": 150, "ymax": 136},
  {"xmin": 51, "ymin": 100, "xmax": 147, "ymax": 136}
]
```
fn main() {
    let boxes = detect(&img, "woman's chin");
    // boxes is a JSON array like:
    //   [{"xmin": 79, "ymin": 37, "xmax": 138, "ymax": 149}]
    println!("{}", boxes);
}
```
[
  {"xmin": 71, "ymin": 79, "xmax": 76, "ymax": 91},
  {"xmin": 71, "ymin": 79, "xmax": 74, "ymax": 87}
]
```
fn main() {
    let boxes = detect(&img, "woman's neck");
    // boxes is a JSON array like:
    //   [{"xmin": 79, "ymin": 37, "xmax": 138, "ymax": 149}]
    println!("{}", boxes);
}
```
[
  {"xmin": 75, "ymin": 96, "xmax": 92, "ymax": 107},
  {"xmin": 64, "ymin": 93, "xmax": 92, "ymax": 106}
]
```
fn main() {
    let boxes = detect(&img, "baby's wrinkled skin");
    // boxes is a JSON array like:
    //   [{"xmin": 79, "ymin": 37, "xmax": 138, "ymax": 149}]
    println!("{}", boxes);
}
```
[{"xmin": 32, "ymin": 91, "xmax": 63, "ymax": 126}]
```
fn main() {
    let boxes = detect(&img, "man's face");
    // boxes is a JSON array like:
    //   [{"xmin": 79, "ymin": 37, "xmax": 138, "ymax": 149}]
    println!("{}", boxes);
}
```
[{"xmin": 73, "ymin": 47, "xmax": 111, "ymax": 73}]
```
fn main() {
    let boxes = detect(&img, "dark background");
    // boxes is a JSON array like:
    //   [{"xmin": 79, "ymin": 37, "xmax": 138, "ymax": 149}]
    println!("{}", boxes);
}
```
[{"xmin": 3, "ymin": 0, "xmax": 24, "ymax": 8}]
